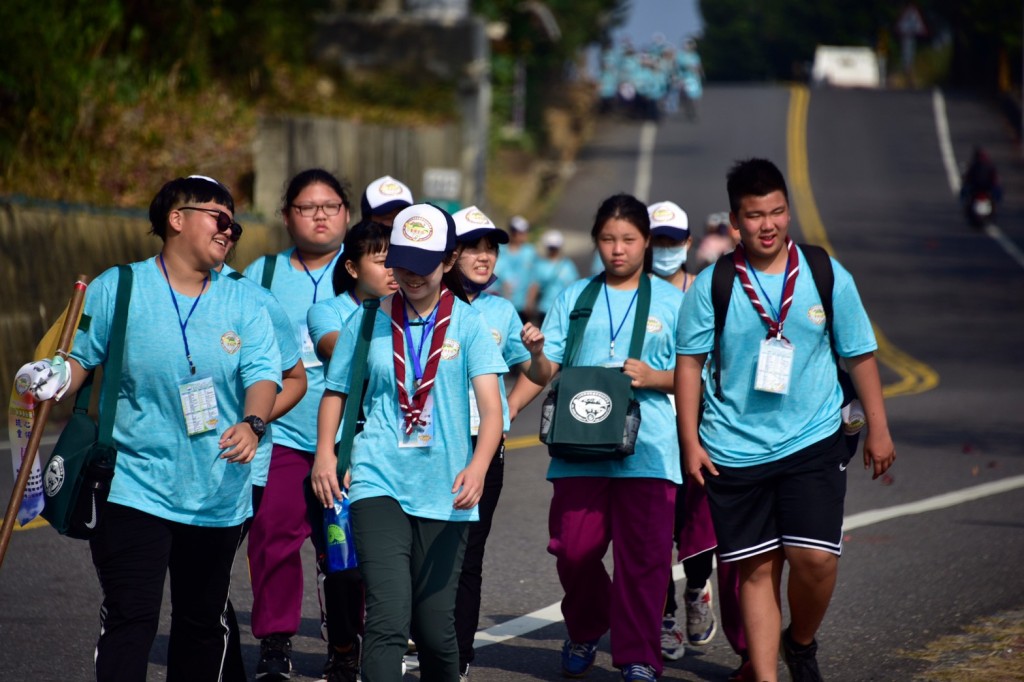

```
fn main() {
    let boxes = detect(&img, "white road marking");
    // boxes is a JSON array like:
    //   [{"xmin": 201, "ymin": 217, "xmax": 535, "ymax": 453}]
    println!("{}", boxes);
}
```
[
  {"xmin": 633, "ymin": 122, "xmax": 658, "ymax": 202},
  {"xmin": 932, "ymin": 88, "xmax": 1024, "ymax": 270},
  {"xmin": 473, "ymin": 475, "xmax": 1024, "ymax": 649}
]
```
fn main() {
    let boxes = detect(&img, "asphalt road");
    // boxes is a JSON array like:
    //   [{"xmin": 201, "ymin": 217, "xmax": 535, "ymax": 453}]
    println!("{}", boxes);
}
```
[{"xmin": 2, "ymin": 84, "xmax": 1023, "ymax": 681}]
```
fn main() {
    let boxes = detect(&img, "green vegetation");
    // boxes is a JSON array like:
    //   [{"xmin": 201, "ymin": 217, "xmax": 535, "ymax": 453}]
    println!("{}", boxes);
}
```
[{"xmin": 698, "ymin": 0, "xmax": 1022, "ymax": 91}]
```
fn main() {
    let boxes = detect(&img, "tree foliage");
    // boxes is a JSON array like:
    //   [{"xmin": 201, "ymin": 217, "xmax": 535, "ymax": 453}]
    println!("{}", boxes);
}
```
[{"xmin": 697, "ymin": 0, "xmax": 1021, "ymax": 90}]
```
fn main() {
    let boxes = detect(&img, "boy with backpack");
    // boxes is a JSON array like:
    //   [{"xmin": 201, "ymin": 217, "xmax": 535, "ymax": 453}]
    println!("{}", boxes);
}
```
[{"xmin": 674, "ymin": 158, "xmax": 895, "ymax": 682}]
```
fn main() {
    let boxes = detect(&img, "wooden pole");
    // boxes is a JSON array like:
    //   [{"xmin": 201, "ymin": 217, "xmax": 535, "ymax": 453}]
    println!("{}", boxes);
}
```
[{"xmin": 0, "ymin": 276, "xmax": 88, "ymax": 570}]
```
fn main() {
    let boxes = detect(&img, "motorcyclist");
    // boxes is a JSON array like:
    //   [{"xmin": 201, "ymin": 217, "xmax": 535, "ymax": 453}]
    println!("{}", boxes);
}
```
[{"xmin": 960, "ymin": 147, "xmax": 1002, "ymax": 227}]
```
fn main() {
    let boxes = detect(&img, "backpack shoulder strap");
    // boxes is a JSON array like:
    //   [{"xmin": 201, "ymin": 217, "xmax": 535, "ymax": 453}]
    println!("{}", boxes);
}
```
[
  {"xmin": 260, "ymin": 254, "xmax": 277, "ymax": 290},
  {"xmin": 563, "ymin": 276, "xmax": 604, "ymax": 368},
  {"xmin": 97, "ymin": 265, "xmax": 133, "ymax": 450},
  {"xmin": 798, "ymin": 244, "xmax": 836, "ymax": 356},
  {"xmin": 626, "ymin": 274, "xmax": 652, "ymax": 359},
  {"xmin": 226, "ymin": 270, "xmax": 244, "ymax": 281},
  {"xmin": 710, "ymin": 255, "xmax": 736, "ymax": 400},
  {"xmin": 335, "ymin": 298, "xmax": 380, "ymax": 476}
]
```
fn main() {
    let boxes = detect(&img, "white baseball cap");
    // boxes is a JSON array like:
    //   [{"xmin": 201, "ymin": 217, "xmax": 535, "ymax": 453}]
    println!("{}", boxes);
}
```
[
  {"xmin": 508, "ymin": 215, "xmax": 530, "ymax": 233},
  {"xmin": 361, "ymin": 175, "xmax": 414, "ymax": 218},
  {"xmin": 648, "ymin": 201, "xmax": 690, "ymax": 240},
  {"xmin": 385, "ymin": 203, "xmax": 456, "ymax": 276},
  {"xmin": 453, "ymin": 206, "xmax": 509, "ymax": 245},
  {"xmin": 542, "ymin": 229, "xmax": 564, "ymax": 249}
]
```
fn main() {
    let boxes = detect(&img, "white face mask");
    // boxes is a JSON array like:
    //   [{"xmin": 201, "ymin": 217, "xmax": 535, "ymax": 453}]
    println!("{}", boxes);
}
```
[{"xmin": 651, "ymin": 245, "xmax": 688, "ymax": 276}]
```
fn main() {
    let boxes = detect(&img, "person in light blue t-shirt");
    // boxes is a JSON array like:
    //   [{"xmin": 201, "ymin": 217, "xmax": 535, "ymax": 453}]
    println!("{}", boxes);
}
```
[
  {"xmin": 538, "ymin": 194, "xmax": 684, "ymax": 682},
  {"xmin": 311, "ymin": 203, "xmax": 507, "ymax": 682},
  {"xmin": 529, "ymin": 229, "xmax": 580, "ymax": 325},
  {"xmin": 675, "ymin": 158, "xmax": 895, "ymax": 682},
  {"xmin": 493, "ymin": 215, "xmax": 538, "ymax": 320},
  {"xmin": 449, "ymin": 206, "xmax": 553, "ymax": 678},
  {"xmin": 216, "ymin": 254, "xmax": 307, "ymax": 682},
  {"xmin": 17, "ymin": 176, "xmax": 282, "ymax": 681},
  {"xmin": 304, "ymin": 218, "xmax": 399, "ymax": 681},
  {"xmin": 242, "ymin": 168, "xmax": 352, "ymax": 679}
]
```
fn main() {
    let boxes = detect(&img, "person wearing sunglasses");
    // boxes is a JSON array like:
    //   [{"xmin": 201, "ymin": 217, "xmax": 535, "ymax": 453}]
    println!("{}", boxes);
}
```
[
  {"xmin": 17, "ymin": 175, "xmax": 283, "ymax": 681},
  {"xmin": 241, "ymin": 168, "xmax": 353, "ymax": 681}
]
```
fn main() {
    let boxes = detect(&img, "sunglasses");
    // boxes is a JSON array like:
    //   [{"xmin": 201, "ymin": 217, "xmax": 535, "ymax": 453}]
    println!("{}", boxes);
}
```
[{"xmin": 179, "ymin": 206, "xmax": 243, "ymax": 242}]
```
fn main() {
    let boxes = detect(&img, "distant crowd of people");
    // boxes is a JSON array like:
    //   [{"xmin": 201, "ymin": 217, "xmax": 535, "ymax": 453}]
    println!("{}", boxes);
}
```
[
  {"xmin": 18, "ymin": 158, "xmax": 894, "ymax": 682},
  {"xmin": 598, "ymin": 36, "xmax": 705, "ymax": 121}
]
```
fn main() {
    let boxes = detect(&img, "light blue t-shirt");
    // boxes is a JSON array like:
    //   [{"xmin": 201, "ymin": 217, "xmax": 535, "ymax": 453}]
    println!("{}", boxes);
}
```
[
  {"xmin": 469, "ymin": 293, "xmax": 530, "ymax": 431},
  {"xmin": 222, "ymin": 264, "xmax": 302, "ymax": 487},
  {"xmin": 494, "ymin": 243, "xmax": 538, "ymax": 312},
  {"xmin": 541, "ymin": 276, "xmax": 683, "ymax": 483},
  {"xmin": 675, "ymin": 252, "xmax": 877, "ymax": 468},
  {"xmin": 325, "ymin": 297, "xmax": 508, "ymax": 521},
  {"xmin": 533, "ymin": 257, "xmax": 580, "ymax": 314},
  {"xmin": 307, "ymin": 291, "xmax": 360, "ymax": 366},
  {"xmin": 71, "ymin": 258, "xmax": 282, "ymax": 527},
  {"xmin": 244, "ymin": 247, "xmax": 341, "ymax": 452}
]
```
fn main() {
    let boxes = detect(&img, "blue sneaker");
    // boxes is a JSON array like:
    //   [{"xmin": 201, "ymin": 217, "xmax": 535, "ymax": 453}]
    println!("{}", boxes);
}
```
[
  {"xmin": 560, "ymin": 639, "xmax": 598, "ymax": 678},
  {"xmin": 620, "ymin": 663, "xmax": 657, "ymax": 681}
]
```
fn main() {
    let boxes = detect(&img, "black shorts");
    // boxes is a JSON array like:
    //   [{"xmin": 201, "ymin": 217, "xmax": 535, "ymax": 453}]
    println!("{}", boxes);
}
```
[{"xmin": 705, "ymin": 429, "xmax": 850, "ymax": 563}]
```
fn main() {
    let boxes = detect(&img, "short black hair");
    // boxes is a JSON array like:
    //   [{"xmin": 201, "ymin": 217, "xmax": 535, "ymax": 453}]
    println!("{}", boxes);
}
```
[
  {"xmin": 590, "ymin": 193, "xmax": 650, "ymax": 242},
  {"xmin": 726, "ymin": 158, "xmax": 789, "ymax": 214},
  {"xmin": 332, "ymin": 219, "xmax": 392, "ymax": 296},
  {"xmin": 281, "ymin": 168, "xmax": 350, "ymax": 215},
  {"xmin": 148, "ymin": 176, "xmax": 234, "ymax": 241}
]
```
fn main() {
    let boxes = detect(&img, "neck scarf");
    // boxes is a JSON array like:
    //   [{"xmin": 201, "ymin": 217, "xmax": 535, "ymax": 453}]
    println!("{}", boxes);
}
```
[{"xmin": 732, "ymin": 237, "xmax": 799, "ymax": 339}]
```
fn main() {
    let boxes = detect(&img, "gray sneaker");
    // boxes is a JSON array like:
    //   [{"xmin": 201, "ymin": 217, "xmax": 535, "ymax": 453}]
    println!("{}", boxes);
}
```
[{"xmin": 684, "ymin": 583, "xmax": 717, "ymax": 646}]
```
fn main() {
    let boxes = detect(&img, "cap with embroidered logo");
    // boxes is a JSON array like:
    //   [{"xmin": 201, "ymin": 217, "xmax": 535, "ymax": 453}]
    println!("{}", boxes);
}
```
[
  {"xmin": 452, "ymin": 206, "xmax": 509, "ymax": 245},
  {"xmin": 361, "ymin": 175, "xmax": 414, "ymax": 218},
  {"xmin": 385, "ymin": 203, "xmax": 457, "ymax": 276},
  {"xmin": 648, "ymin": 200, "xmax": 690, "ymax": 240}
]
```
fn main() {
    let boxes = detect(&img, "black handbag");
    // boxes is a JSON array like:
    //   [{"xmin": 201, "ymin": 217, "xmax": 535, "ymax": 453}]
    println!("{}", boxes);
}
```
[{"xmin": 41, "ymin": 265, "xmax": 131, "ymax": 539}]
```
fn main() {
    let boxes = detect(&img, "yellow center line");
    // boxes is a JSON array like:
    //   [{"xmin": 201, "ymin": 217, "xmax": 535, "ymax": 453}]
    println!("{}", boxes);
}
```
[
  {"xmin": 11, "ymin": 516, "xmax": 49, "ymax": 532},
  {"xmin": 504, "ymin": 434, "xmax": 540, "ymax": 451},
  {"xmin": 787, "ymin": 85, "xmax": 939, "ymax": 398}
]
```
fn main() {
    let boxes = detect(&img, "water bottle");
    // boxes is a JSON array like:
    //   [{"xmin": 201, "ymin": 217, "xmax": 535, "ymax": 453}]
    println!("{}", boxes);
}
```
[
  {"xmin": 323, "ymin": 492, "xmax": 357, "ymax": 574},
  {"xmin": 618, "ymin": 399, "xmax": 642, "ymax": 456},
  {"xmin": 538, "ymin": 390, "xmax": 556, "ymax": 443}
]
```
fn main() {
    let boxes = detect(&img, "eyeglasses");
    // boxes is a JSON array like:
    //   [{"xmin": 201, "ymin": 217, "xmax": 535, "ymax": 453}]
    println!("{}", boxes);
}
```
[
  {"xmin": 291, "ymin": 202, "xmax": 345, "ymax": 218},
  {"xmin": 179, "ymin": 206, "xmax": 243, "ymax": 242}
]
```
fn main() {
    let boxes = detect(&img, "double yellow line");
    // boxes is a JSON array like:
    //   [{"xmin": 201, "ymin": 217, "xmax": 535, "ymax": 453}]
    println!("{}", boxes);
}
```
[{"xmin": 787, "ymin": 85, "xmax": 938, "ymax": 397}]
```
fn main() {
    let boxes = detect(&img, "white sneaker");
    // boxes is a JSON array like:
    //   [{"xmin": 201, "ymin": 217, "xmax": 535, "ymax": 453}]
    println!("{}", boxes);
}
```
[
  {"xmin": 685, "ymin": 582, "xmax": 717, "ymax": 646},
  {"xmin": 660, "ymin": 615, "xmax": 686, "ymax": 660}
]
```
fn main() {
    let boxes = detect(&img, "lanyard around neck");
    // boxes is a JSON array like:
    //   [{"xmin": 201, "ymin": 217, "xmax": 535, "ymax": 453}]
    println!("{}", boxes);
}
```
[
  {"xmin": 159, "ymin": 254, "xmax": 208, "ymax": 375},
  {"xmin": 733, "ymin": 239, "xmax": 799, "ymax": 339},
  {"xmin": 403, "ymin": 303, "xmax": 439, "ymax": 382},
  {"xmin": 294, "ymin": 249, "xmax": 338, "ymax": 304},
  {"xmin": 603, "ymin": 281, "xmax": 640, "ymax": 359}
]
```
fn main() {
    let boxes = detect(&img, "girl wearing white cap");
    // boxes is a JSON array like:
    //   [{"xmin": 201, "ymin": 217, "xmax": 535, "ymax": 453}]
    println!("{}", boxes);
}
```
[
  {"xmin": 646, "ymin": 201, "xmax": 747, "ymax": 674},
  {"xmin": 311, "ymin": 204, "xmax": 507, "ymax": 682},
  {"xmin": 450, "ymin": 206, "xmax": 552, "ymax": 680},
  {"xmin": 529, "ymin": 228, "xmax": 580, "ymax": 326}
]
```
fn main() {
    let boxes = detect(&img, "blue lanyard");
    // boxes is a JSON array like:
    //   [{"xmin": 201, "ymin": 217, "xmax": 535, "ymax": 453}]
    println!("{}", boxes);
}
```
[
  {"xmin": 403, "ymin": 304, "xmax": 438, "ymax": 382},
  {"xmin": 159, "ymin": 254, "xmax": 208, "ymax": 376},
  {"xmin": 603, "ymin": 282, "xmax": 640, "ymax": 358},
  {"xmin": 747, "ymin": 258, "xmax": 789, "ymax": 321},
  {"xmin": 294, "ymin": 250, "xmax": 339, "ymax": 304}
]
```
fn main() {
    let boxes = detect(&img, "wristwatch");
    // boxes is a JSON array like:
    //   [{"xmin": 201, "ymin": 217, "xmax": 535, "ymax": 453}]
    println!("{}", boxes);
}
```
[{"xmin": 242, "ymin": 415, "xmax": 266, "ymax": 442}]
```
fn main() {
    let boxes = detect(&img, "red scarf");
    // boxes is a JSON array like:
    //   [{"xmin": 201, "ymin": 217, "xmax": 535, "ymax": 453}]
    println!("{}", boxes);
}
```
[
  {"xmin": 390, "ymin": 286, "xmax": 455, "ymax": 434},
  {"xmin": 733, "ymin": 237, "xmax": 799, "ymax": 340}
]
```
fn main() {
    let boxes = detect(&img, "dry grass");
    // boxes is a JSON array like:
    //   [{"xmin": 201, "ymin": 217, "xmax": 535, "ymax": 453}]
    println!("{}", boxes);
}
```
[{"xmin": 906, "ymin": 609, "xmax": 1024, "ymax": 681}]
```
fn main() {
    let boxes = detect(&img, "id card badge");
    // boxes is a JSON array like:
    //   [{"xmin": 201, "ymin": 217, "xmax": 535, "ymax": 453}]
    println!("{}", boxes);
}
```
[
  {"xmin": 399, "ymin": 395, "xmax": 435, "ymax": 448},
  {"xmin": 754, "ymin": 337, "xmax": 794, "ymax": 395},
  {"xmin": 468, "ymin": 386, "xmax": 481, "ymax": 436},
  {"xmin": 179, "ymin": 374, "xmax": 220, "ymax": 436},
  {"xmin": 299, "ymin": 323, "xmax": 322, "ymax": 369},
  {"xmin": 601, "ymin": 359, "xmax": 625, "ymax": 369}
]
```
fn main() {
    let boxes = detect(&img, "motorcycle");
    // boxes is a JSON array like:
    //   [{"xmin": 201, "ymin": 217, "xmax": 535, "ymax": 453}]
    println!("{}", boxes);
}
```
[{"xmin": 966, "ymin": 190, "xmax": 994, "ymax": 229}]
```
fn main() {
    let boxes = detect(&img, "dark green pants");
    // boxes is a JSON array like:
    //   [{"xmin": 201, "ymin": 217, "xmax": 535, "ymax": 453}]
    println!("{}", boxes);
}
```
[{"xmin": 351, "ymin": 496, "xmax": 468, "ymax": 682}]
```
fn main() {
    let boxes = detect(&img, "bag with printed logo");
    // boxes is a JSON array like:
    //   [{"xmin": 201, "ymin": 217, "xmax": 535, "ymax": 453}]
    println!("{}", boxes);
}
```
[
  {"xmin": 42, "ymin": 265, "xmax": 131, "ymax": 539},
  {"xmin": 539, "ymin": 274, "xmax": 649, "ymax": 462}
]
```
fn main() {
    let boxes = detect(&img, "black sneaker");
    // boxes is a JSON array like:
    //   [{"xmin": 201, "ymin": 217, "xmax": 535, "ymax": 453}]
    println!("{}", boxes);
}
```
[
  {"xmin": 256, "ymin": 634, "xmax": 293, "ymax": 681},
  {"xmin": 780, "ymin": 627, "xmax": 823, "ymax": 682},
  {"xmin": 323, "ymin": 642, "xmax": 360, "ymax": 682}
]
